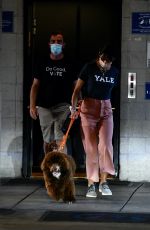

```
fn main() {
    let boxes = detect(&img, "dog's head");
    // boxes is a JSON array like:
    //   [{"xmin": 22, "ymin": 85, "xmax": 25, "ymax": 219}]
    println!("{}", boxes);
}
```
[{"xmin": 41, "ymin": 151, "xmax": 68, "ymax": 180}]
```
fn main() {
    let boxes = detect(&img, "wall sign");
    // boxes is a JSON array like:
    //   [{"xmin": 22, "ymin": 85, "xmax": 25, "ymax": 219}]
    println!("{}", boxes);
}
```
[
  {"xmin": 145, "ymin": 82, "xmax": 150, "ymax": 99},
  {"xmin": 132, "ymin": 12, "xmax": 150, "ymax": 34},
  {"xmin": 2, "ymin": 11, "xmax": 13, "ymax": 33}
]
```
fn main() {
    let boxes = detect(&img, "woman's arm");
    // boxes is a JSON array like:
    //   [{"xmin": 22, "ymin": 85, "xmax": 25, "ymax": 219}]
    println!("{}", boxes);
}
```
[{"xmin": 71, "ymin": 78, "xmax": 84, "ymax": 109}]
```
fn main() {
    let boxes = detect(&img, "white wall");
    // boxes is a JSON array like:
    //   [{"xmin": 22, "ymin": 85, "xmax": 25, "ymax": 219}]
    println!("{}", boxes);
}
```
[
  {"xmin": 0, "ymin": 0, "xmax": 23, "ymax": 178},
  {"xmin": 120, "ymin": 0, "xmax": 150, "ymax": 181}
]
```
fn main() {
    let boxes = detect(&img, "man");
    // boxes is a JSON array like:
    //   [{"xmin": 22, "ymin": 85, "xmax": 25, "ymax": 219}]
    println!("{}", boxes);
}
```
[{"xmin": 30, "ymin": 32, "xmax": 76, "ymax": 153}]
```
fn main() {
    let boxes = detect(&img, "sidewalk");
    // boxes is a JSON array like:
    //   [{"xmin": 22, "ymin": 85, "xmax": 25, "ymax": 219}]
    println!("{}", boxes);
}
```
[{"xmin": 0, "ymin": 177, "xmax": 150, "ymax": 224}]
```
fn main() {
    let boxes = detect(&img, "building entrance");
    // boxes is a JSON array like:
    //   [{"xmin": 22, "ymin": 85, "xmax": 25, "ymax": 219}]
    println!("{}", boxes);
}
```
[{"xmin": 23, "ymin": 0, "xmax": 122, "ymax": 178}]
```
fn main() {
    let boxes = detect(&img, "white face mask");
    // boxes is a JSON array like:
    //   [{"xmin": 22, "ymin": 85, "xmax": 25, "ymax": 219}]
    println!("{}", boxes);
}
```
[
  {"xmin": 50, "ymin": 44, "xmax": 62, "ymax": 55},
  {"xmin": 99, "ymin": 58, "xmax": 112, "ymax": 71}
]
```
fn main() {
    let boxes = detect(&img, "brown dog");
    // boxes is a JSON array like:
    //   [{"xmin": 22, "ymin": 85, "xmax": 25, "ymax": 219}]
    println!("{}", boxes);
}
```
[{"xmin": 41, "ymin": 141, "xmax": 76, "ymax": 203}]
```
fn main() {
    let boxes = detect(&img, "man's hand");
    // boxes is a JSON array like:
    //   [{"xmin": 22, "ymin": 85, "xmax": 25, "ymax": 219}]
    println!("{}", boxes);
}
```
[{"xmin": 30, "ymin": 106, "xmax": 38, "ymax": 120}]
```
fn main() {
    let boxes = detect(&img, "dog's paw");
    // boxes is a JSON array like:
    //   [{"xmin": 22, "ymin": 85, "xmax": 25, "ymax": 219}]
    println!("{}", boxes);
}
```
[
  {"xmin": 68, "ymin": 201, "xmax": 73, "ymax": 204},
  {"xmin": 63, "ymin": 197, "xmax": 76, "ymax": 204},
  {"xmin": 64, "ymin": 201, "xmax": 75, "ymax": 204}
]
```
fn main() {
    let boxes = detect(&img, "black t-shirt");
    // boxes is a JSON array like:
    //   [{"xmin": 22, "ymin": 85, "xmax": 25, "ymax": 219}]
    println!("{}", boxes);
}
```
[
  {"xmin": 79, "ymin": 60, "xmax": 119, "ymax": 100},
  {"xmin": 34, "ymin": 58, "xmax": 77, "ymax": 108}
]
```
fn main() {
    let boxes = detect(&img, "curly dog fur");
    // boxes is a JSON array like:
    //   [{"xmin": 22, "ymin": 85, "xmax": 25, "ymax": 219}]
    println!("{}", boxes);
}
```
[{"xmin": 41, "ymin": 142, "xmax": 76, "ymax": 202}]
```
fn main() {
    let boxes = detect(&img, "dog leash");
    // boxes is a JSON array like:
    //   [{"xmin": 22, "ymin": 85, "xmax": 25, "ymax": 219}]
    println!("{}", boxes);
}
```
[{"xmin": 58, "ymin": 105, "xmax": 81, "ymax": 151}]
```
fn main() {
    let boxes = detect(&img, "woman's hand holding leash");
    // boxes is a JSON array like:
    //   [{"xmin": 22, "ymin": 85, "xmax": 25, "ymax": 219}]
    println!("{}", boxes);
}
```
[
  {"xmin": 70, "ymin": 100, "xmax": 82, "ymax": 119},
  {"xmin": 69, "ymin": 106, "xmax": 79, "ymax": 119}
]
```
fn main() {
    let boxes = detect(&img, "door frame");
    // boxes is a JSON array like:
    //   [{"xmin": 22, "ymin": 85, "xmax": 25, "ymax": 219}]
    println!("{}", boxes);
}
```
[
  {"xmin": 22, "ymin": 0, "xmax": 122, "ymax": 178},
  {"xmin": 22, "ymin": 0, "xmax": 34, "ymax": 177}
]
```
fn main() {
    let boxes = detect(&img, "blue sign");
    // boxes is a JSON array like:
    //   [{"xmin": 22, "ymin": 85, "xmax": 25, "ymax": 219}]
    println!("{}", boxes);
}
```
[
  {"xmin": 2, "ymin": 11, "xmax": 13, "ymax": 33},
  {"xmin": 145, "ymin": 82, "xmax": 150, "ymax": 99},
  {"xmin": 132, "ymin": 12, "xmax": 150, "ymax": 34}
]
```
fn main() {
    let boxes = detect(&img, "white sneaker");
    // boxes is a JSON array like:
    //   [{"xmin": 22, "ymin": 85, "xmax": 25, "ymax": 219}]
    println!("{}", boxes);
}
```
[
  {"xmin": 99, "ymin": 182, "xmax": 112, "ymax": 195},
  {"xmin": 86, "ymin": 184, "xmax": 97, "ymax": 198}
]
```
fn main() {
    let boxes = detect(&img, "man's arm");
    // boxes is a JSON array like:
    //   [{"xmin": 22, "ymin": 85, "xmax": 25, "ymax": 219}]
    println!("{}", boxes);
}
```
[{"xmin": 29, "ymin": 78, "xmax": 40, "ymax": 120}]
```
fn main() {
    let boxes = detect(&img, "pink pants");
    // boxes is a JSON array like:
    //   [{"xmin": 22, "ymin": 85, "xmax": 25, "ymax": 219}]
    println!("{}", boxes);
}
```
[{"xmin": 80, "ymin": 98, "xmax": 115, "ymax": 182}]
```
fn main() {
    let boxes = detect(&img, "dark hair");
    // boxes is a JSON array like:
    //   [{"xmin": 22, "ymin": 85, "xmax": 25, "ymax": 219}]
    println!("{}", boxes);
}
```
[
  {"xmin": 49, "ymin": 31, "xmax": 64, "ymax": 38},
  {"xmin": 99, "ymin": 45, "xmax": 115, "ymax": 62}
]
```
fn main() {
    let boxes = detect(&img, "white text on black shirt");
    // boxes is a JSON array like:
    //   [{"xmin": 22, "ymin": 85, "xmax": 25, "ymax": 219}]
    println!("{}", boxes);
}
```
[{"xmin": 94, "ymin": 75, "xmax": 114, "ymax": 83}]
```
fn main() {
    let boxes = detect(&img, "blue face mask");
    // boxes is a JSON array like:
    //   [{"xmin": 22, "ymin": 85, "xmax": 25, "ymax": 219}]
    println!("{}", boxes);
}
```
[{"xmin": 50, "ymin": 44, "xmax": 62, "ymax": 55}]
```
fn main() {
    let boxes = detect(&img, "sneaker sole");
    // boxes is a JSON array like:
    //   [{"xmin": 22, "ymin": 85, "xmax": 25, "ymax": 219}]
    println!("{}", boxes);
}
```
[
  {"xmin": 86, "ymin": 194, "xmax": 97, "ymax": 198},
  {"xmin": 101, "ymin": 193, "xmax": 112, "ymax": 196},
  {"xmin": 99, "ymin": 189, "xmax": 112, "ymax": 195}
]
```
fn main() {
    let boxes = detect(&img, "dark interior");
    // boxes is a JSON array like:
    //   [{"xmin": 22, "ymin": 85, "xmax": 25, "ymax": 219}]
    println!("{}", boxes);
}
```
[{"xmin": 23, "ymin": 0, "xmax": 122, "ymax": 178}]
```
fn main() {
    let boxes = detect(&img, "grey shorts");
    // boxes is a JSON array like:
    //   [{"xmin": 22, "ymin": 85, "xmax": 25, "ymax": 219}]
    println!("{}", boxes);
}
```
[{"xmin": 38, "ymin": 103, "xmax": 70, "ymax": 143}]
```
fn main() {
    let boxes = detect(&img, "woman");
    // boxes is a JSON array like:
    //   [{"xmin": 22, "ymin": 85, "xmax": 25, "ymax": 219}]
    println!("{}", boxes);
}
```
[{"xmin": 70, "ymin": 46, "xmax": 119, "ymax": 198}]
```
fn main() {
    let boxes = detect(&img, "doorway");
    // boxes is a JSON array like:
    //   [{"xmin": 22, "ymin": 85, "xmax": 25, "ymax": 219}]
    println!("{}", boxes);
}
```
[{"xmin": 23, "ymin": 0, "xmax": 122, "ymax": 178}]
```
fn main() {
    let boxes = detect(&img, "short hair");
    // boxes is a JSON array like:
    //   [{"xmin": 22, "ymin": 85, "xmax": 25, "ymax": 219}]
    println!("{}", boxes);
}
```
[{"xmin": 49, "ymin": 31, "xmax": 64, "ymax": 39}]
